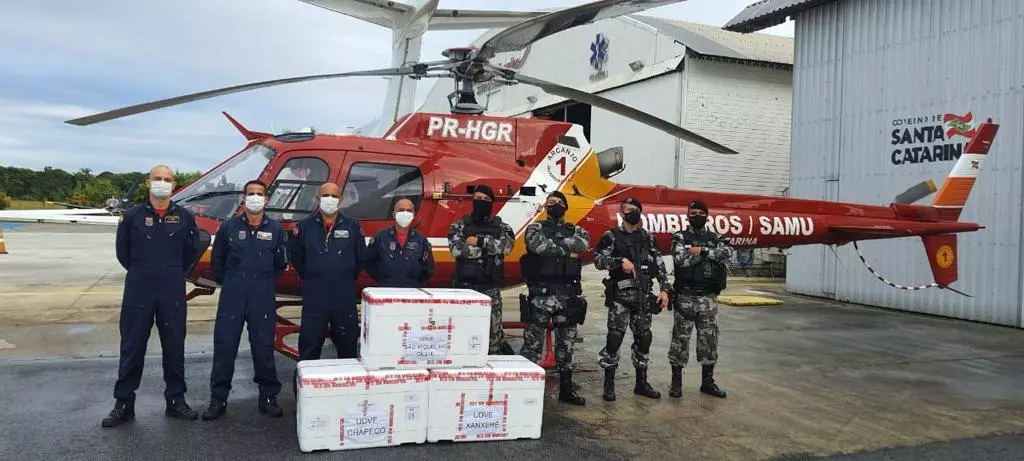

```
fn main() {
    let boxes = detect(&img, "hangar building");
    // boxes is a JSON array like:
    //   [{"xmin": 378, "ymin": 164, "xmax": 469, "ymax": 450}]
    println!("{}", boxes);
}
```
[
  {"xmin": 726, "ymin": 0, "xmax": 1024, "ymax": 328},
  {"xmin": 417, "ymin": 15, "xmax": 794, "ymax": 268}
]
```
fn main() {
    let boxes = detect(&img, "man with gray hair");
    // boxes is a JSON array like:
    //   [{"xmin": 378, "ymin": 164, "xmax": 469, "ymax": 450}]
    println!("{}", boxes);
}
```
[{"xmin": 103, "ymin": 164, "xmax": 201, "ymax": 427}]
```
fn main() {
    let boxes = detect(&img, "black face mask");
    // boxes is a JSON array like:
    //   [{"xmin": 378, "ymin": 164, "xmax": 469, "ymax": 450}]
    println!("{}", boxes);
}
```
[
  {"xmin": 546, "ymin": 203, "xmax": 566, "ymax": 219},
  {"xmin": 472, "ymin": 199, "xmax": 493, "ymax": 221},
  {"xmin": 624, "ymin": 210, "xmax": 641, "ymax": 225},
  {"xmin": 689, "ymin": 215, "xmax": 707, "ymax": 231}
]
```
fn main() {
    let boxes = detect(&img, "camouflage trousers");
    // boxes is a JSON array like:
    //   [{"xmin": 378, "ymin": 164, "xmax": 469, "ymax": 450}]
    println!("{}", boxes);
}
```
[
  {"xmin": 668, "ymin": 293, "xmax": 719, "ymax": 367},
  {"xmin": 519, "ymin": 294, "xmax": 577, "ymax": 372},
  {"xmin": 598, "ymin": 288, "xmax": 653, "ymax": 370},
  {"xmin": 474, "ymin": 285, "xmax": 505, "ymax": 355}
]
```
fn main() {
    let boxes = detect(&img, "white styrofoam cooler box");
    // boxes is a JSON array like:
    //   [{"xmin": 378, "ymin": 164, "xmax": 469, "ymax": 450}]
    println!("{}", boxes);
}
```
[
  {"xmin": 427, "ymin": 355, "xmax": 546, "ymax": 443},
  {"xmin": 295, "ymin": 359, "xmax": 429, "ymax": 452},
  {"xmin": 360, "ymin": 287, "xmax": 492, "ymax": 370}
]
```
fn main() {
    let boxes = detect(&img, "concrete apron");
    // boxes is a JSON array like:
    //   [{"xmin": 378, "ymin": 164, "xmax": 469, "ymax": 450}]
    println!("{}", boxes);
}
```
[{"xmin": 1, "ymin": 224, "xmax": 1023, "ymax": 459}]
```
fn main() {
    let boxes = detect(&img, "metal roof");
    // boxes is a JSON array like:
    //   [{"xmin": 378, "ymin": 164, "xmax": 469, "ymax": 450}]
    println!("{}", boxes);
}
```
[
  {"xmin": 722, "ymin": 0, "xmax": 839, "ymax": 33},
  {"xmin": 632, "ymin": 15, "xmax": 794, "ymax": 65}
]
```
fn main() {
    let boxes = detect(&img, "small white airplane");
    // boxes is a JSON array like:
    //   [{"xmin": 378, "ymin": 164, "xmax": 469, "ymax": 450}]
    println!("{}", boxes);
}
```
[
  {"xmin": 0, "ymin": 208, "xmax": 121, "ymax": 225},
  {"xmin": 0, "ymin": 0, "xmax": 554, "ymax": 226}
]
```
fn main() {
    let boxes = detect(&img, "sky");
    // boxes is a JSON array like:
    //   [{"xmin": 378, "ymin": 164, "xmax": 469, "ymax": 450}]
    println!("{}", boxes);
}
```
[{"xmin": 0, "ymin": 0, "xmax": 793, "ymax": 175}]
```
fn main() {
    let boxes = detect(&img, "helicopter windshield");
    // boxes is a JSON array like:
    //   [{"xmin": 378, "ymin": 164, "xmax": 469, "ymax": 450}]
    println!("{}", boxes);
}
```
[{"xmin": 172, "ymin": 143, "xmax": 277, "ymax": 221}]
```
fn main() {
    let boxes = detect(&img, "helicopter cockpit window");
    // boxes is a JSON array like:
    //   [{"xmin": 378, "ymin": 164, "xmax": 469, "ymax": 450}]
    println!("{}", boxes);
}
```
[
  {"xmin": 265, "ymin": 157, "xmax": 330, "ymax": 221},
  {"xmin": 338, "ymin": 162, "xmax": 423, "ymax": 220},
  {"xmin": 172, "ymin": 143, "xmax": 276, "ymax": 221}
]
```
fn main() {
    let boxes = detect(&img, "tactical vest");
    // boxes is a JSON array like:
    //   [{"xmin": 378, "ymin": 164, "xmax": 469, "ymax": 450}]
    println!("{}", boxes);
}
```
[
  {"xmin": 673, "ymin": 229, "xmax": 728, "ymax": 294},
  {"xmin": 520, "ymin": 220, "xmax": 583, "ymax": 285},
  {"xmin": 608, "ymin": 227, "xmax": 654, "ymax": 283},
  {"xmin": 454, "ymin": 215, "xmax": 505, "ymax": 285}
]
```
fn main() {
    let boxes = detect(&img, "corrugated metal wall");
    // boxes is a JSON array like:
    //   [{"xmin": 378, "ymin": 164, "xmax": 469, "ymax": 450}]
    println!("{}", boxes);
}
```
[{"xmin": 787, "ymin": 0, "xmax": 1024, "ymax": 327}]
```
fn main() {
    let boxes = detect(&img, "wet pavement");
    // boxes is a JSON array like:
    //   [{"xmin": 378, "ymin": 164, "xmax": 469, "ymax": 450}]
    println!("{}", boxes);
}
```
[{"xmin": 2, "ymin": 223, "xmax": 1024, "ymax": 460}]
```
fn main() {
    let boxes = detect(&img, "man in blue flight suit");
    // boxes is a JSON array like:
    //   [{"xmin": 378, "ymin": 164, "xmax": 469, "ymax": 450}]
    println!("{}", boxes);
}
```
[
  {"xmin": 103, "ymin": 164, "xmax": 201, "ymax": 428},
  {"xmin": 365, "ymin": 198, "xmax": 435, "ymax": 288},
  {"xmin": 289, "ymin": 182, "xmax": 366, "ymax": 363},
  {"xmin": 202, "ymin": 180, "xmax": 288, "ymax": 421}
]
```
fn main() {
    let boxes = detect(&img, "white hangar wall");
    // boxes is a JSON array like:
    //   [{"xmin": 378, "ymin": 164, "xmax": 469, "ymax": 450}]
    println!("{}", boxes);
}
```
[
  {"xmin": 781, "ymin": 0, "xmax": 1024, "ymax": 327},
  {"xmin": 587, "ymin": 71, "xmax": 684, "ymax": 187},
  {"xmin": 681, "ymin": 55, "xmax": 793, "ymax": 195}
]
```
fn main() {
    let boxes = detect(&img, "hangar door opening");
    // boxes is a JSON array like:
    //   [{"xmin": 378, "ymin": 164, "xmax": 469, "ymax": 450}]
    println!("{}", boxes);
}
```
[{"xmin": 533, "ymin": 102, "xmax": 591, "ymax": 141}]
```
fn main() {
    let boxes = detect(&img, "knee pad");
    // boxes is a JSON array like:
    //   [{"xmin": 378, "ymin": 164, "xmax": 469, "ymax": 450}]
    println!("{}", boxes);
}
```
[
  {"xmin": 606, "ymin": 329, "xmax": 625, "ymax": 352},
  {"xmin": 636, "ymin": 329, "xmax": 653, "ymax": 351}
]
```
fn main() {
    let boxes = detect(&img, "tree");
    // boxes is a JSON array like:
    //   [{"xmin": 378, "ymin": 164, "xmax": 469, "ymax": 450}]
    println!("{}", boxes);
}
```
[
  {"xmin": 0, "ymin": 192, "xmax": 10, "ymax": 210},
  {"xmin": 0, "ymin": 166, "xmax": 204, "ymax": 206},
  {"xmin": 69, "ymin": 193, "xmax": 90, "ymax": 207},
  {"xmin": 80, "ymin": 178, "xmax": 120, "ymax": 208}
]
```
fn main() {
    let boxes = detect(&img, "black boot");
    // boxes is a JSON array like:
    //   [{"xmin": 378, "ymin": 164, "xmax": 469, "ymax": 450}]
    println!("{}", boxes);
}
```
[
  {"xmin": 558, "ymin": 371, "xmax": 586, "ymax": 405},
  {"xmin": 201, "ymin": 399, "xmax": 227, "ymax": 421},
  {"xmin": 633, "ymin": 368, "xmax": 661, "ymax": 399},
  {"xmin": 700, "ymin": 365, "xmax": 727, "ymax": 398},
  {"xmin": 669, "ymin": 366, "xmax": 683, "ymax": 398},
  {"xmin": 165, "ymin": 396, "xmax": 199, "ymax": 420},
  {"xmin": 602, "ymin": 368, "xmax": 616, "ymax": 401},
  {"xmin": 259, "ymin": 396, "xmax": 284, "ymax": 417},
  {"xmin": 101, "ymin": 400, "xmax": 134, "ymax": 428}
]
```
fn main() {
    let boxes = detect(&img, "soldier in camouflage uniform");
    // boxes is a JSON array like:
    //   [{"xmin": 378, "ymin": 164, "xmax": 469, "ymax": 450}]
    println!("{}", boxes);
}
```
[
  {"xmin": 448, "ymin": 185, "xmax": 516, "ymax": 355},
  {"xmin": 594, "ymin": 197, "xmax": 671, "ymax": 401},
  {"xmin": 668, "ymin": 200, "xmax": 733, "ymax": 398},
  {"xmin": 520, "ymin": 191, "xmax": 588, "ymax": 405}
]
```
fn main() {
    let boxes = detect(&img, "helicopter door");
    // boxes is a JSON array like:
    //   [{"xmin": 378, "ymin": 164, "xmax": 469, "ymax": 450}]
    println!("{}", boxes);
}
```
[{"xmin": 335, "ymin": 152, "xmax": 433, "ymax": 244}]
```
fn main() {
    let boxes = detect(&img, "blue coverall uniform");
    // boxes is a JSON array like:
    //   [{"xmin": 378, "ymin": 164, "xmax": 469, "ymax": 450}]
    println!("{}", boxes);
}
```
[
  {"xmin": 365, "ymin": 227, "xmax": 435, "ymax": 288},
  {"xmin": 208, "ymin": 214, "xmax": 288, "ymax": 403},
  {"xmin": 114, "ymin": 201, "xmax": 200, "ymax": 404},
  {"xmin": 288, "ymin": 211, "xmax": 365, "ymax": 360}
]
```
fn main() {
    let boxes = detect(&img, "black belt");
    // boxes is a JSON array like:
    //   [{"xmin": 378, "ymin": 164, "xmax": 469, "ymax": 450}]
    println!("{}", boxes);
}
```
[{"xmin": 527, "ymin": 282, "xmax": 578, "ymax": 296}]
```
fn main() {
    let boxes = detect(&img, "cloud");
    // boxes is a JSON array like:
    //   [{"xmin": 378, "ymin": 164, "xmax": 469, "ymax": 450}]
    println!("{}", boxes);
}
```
[{"xmin": 0, "ymin": 0, "xmax": 792, "ymax": 174}]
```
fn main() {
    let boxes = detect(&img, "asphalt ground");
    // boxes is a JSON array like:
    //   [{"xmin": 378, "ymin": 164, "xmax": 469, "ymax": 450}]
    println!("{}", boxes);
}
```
[{"xmin": 1, "ymin": 222, "xmax": 1023, "ymax": 460}]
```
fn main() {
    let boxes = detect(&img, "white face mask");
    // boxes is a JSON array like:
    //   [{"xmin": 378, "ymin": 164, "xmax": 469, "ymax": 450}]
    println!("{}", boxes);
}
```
[
  {"xmin": 395, "ymin": 211, "xmax": 414, "ymax": 228},
  {"xmin": 245, "ymin": 195, "xmax": 265, "ymax": 213},
  {"xmin": 149, "ymin": 180, "xmax": 173, "ymax": 199},
  {"xmin": 318, "ymin": 196, "xmax": 339, "ymax": 215}
]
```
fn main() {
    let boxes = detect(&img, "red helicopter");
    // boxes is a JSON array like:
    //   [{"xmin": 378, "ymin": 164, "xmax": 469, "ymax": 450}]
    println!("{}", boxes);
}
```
[{"xmin": 66, "ymin": 0, "xmax": 999, "ymax": 362}]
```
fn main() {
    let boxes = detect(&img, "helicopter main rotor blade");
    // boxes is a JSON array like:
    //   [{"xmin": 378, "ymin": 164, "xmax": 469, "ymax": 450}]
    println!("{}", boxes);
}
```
[
  {"xmin": 65, "ymin": 61, "xmax": 454, "ymax": 126},
  {"xmin": 493, "ymin": 66, "xmax": 737, "ymax": 155},
  {"xmin": 473, "ymin": 0, "xmax": 686, "ymax": 62}
]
